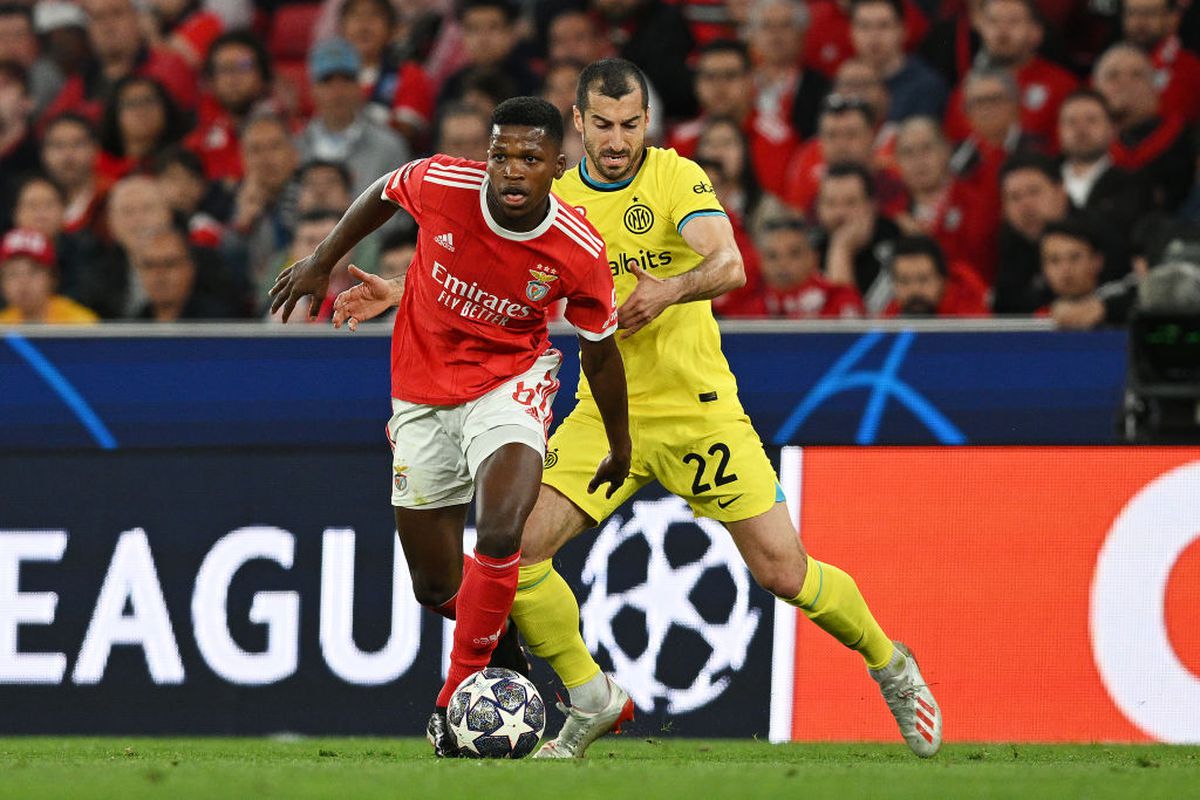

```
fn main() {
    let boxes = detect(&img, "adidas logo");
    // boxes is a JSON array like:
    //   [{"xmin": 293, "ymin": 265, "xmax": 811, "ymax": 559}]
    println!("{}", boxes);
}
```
[{"xmin": 434, "ymin": 232, "xmax": 455, "ymax": 252}]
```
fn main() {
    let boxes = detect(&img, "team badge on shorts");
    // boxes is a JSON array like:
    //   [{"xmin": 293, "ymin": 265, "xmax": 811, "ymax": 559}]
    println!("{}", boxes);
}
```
[
  {"xmin": 393, "ymin": 465, "xmax": 409, "ymax": 492},
  {"xmin": 543, "ymin": 448, "xmax": 559, "ymax": 469},
  {"xmin": 526, "ymin": 266, "xmax": 558, "ymax": 302}
]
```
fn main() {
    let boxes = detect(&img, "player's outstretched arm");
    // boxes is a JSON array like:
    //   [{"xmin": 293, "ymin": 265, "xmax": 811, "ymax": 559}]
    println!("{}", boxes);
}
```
[
  {"xmin": 269, "ymin": 175, "xmax": 397, "ymax": 322},
  {"xmin": 618, "ymin": 214, "xmax": 744, "ymax": 337},
  {"xmin": 332, "ymin": 266, "xmax": 406, "ymax": 331},
  {"xmin": 578, "ymin": 334, "xmax": 631, "ymax": 498}
]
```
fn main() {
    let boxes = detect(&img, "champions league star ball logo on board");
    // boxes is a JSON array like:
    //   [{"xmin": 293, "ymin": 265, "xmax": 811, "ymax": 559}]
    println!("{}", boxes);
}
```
[
  {"xmin": 526, "ymin": 267, "xmax": 557, "ymax": 303},
  {"xmin": 578, "ymin": 496, "xmax": 760, "ymax": 714}
]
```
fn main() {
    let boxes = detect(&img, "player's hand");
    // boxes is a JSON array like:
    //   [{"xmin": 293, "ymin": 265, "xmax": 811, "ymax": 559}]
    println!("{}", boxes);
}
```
[
  {"xmin": 269, "ymin": 254, "xmax": 332, "ymax": 323},
  {"xmin": 333, "ymin": 266, "xmax": 403, "ymax": 331},
  {"xmin": 617, "ymin": 264, "xmax": 677, "ymax": 338},
  {"xmin": 586, "ymin": 448, "xmax": 631, "ymax": 499}
]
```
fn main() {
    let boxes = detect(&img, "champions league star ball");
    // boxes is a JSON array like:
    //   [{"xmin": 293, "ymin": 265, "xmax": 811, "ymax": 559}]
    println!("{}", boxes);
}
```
[{"xmin": 447, "ymin": 668, "xmax": 546, "ymax": 758}]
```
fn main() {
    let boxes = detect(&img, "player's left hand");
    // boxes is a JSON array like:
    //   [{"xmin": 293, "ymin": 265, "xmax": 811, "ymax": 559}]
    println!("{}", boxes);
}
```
[
  {"xmin": 587, "ymin": 450, "xmax": 631, "ymax": 499},
  {"xmin": 618, "ymin": 264, "xmax": 677, "ymax": 338}
]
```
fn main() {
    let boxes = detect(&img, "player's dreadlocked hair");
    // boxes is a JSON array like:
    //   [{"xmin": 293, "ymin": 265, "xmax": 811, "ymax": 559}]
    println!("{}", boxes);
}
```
[
  {"xmin": 575, "ymin": 58, "xmax": 649, "ymax": 112},
  {"xmin": 490, "ymin": 96, "xmax": 564, "ymax": 148}
]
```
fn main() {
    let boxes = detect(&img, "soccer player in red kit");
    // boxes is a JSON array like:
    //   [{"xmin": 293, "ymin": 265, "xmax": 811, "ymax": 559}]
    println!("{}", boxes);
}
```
[{"xmin": 268, "ymin": 97, "xmax": 632, "ymax": 757}]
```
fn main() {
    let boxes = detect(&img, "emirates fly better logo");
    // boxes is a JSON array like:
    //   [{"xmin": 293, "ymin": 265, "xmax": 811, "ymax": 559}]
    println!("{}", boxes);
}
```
[{"xmin": 578, "ymin": 496, "xmax": 760, "ymax": 714}]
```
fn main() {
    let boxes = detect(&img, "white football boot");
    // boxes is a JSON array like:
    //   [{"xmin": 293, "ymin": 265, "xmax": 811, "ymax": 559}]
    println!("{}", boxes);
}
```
[
  {"xmin": 870, "ymin": 641, "xmax": 943, "ymax": 757},
  {"xmin": 534, "ymin": 675, "xmax": 635, "ymax": 759}
]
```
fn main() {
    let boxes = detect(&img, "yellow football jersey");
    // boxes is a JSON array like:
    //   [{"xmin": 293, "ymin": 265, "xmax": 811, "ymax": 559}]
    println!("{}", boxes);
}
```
[{"xmin": 553, "ymin": 147, "xmax": 741, "ymax": 416}]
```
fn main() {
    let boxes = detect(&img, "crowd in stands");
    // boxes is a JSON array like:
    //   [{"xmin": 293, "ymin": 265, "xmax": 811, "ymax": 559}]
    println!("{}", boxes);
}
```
[{"xmin": 2, "ymin": 0, "xmax": 1200, "ymax": 327}]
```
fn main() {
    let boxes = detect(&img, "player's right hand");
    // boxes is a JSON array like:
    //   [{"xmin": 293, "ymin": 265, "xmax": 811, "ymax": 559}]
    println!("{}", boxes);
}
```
[
  {"xmin": 332, "ymin": 266, "xmax": 404, "ymax": 331},
  {"xmin": 269, "ymin": 254, "xmax": 331, "ymax": 323},
  {"xmin": 586, "ymin": 449, "xmax": 631, "ymax": 499}
]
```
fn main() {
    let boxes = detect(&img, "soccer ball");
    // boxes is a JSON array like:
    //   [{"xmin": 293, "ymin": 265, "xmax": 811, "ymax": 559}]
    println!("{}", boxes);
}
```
[{"xmin": 447, "ymin": 667, "xmax": 546, "ymax": 758}]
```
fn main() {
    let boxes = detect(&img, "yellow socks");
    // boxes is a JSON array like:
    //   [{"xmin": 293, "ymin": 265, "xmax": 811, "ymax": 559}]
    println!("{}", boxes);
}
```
[
  {"xmin": 510, "ymin": 560, "xmax": 601, "ymax": 689},
  {"xmin": 791, "ymin": 555, "xmax": 895, "ymax": 670}
]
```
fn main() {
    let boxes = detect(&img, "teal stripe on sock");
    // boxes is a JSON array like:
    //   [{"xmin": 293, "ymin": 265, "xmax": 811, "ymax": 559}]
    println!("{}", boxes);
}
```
[{"xmin": 518, "ymin": 569, "xmax": 553, "ymax": 592}]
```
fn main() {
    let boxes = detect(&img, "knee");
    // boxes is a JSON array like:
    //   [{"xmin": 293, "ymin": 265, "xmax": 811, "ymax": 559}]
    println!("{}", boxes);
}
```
[
  {"xmin": 411, "ymin": 574, "xmax": 459, "ymax": 608},
  {"xmin": 475, "ymin": 519, "xmax": 523, "ymax": 559},
  {"xmin": 753, "ymin": 556, "xmax": 808, "ymax": 601}
]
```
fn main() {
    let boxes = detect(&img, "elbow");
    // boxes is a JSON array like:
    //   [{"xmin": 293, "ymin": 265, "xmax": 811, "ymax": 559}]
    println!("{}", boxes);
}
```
[{"xmin": 725, "ymin": 249, "xmax": 747, "ymax": 292}]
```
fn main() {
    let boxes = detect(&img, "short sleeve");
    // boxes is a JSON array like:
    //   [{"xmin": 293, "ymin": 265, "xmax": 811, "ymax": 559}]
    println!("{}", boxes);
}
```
[
  {"xmin": 380, "ymin": 157, "xmax": 430, "ymax": 220},
  {"xmin": 666, "ymin": 152, "xmax": 727, "ymax": 234},
  {"xmin": 564, "ymin": 251, "xmax": 618, "ymax": 342}
]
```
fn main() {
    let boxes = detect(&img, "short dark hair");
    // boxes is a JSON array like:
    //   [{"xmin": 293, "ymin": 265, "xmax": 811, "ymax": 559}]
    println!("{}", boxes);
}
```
[
  {"xmin": 1059, "ymin": 87, "xmax": 1113, "ymax": 121},
  {"xmin": 298, "ymin": 159, "xmax": 353, "ymax": 191},
  {"xmin": 153, "ymin": 145, "xmax": 206, "ymax": 178},
  {"xmin": 490, "ymin": 96, "xmax": 564, "ymax": 147},
  {"xmin": 697, "ymin": 38, "xmax": 752, "ymax": 70},
  {"xmin": 821, "ymin": 93, "xmax": 876, "ymax": 127},
  {"xmin": 339, "ymin": 0, "xmax": 397, "ymax": 28},
  {"xmin": 891, "ymin": 235, "xmax": 948, "ymax": 277},
  {"xmin": 297, "ymin": 209, "xmax": 343, "ymax": 227},
  {"xmin": 1041, "ymin": 218, "xmax": 1101, "ymax": 252},
  {"xmin": 576, "ymin": 58, "xmax": 649, "ymax": 112},
  {"xmin": 457, "ymin": 0, "xmax": 517, "ymax": 23},
  {"xmin": 823, "ymin": 161, "xmax": 876, "ymax": 198},
  {"xmin": 983, "ymin": 0, "xmax": 1042, "ymax": 25},
  {"xmin": 850, "ymin": 0, "xmax": 905, "ymax": 22},
  {"xmin": 999, "ymin": 152, "xmax": 1061, "ymax": 187},
  {"xmin": 0, "ymin": 4, "xmax": 32, "ymax": 26},
  {"xmin": 17, "ymin": 172, "xmax": 68, "ymax": 205},
  {"xmin": 0, "ymin": 59, "xmax": 28, "ymax": 93},
  {"xmin": 381, "ymin": 226, "xmax": 419, "ymax": 252},
  {"xmin": 204, "ymin": 29, "xmax": 273, "ymax": 84},
  {"xmin": 100, "ymin": 76, "xmax": 189, "ymax": 159},
  {"xmin": 43, "ymin": 112, "xmax": 99, "ymax": 143}
]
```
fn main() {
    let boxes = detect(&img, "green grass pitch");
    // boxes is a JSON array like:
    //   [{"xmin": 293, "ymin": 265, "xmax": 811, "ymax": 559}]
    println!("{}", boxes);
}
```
[{"xmin": 1, "ymin": 738, "xmax": 1197, "ymax": 799}]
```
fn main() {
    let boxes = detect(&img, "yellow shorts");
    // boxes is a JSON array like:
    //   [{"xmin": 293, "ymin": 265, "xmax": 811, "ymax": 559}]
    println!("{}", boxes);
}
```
[{"xmin": 542, "ymin": 404, "xmax": 783, "ymax": 524}]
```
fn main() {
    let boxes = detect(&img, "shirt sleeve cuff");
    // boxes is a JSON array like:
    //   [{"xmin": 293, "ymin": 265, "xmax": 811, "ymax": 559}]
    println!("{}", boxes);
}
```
[{"xmin": 573, "ymin": 320, "xmax": 618, "ymax": 341}]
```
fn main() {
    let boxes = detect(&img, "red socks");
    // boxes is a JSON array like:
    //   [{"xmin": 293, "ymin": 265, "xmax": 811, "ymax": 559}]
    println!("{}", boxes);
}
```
[{"xmin": 435, "ymin": 550, "xmax": 520, "ymax": 708}]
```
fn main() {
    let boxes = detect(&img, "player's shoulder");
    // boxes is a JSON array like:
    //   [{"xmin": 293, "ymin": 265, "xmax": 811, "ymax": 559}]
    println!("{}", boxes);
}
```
[
  {"xmin": 419, "ymin": 154, "xmax": 487, "ymax": 188},
  {"xmin": 549, "ymin": 197, "xmax": 606, "ymax": 262},
  {"xmin": 644, "ymin": 146, "xmax": 706, "ymax": 188}
]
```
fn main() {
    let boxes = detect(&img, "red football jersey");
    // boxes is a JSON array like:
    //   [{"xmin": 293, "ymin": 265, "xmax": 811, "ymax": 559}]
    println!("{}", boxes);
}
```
[{"xmin": 381, "ymin": 155, "xmax": 617, "ymax": 405}]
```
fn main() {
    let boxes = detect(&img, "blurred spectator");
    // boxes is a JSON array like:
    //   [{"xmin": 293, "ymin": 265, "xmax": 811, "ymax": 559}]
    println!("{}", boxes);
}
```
[
  {"xmin": 296, "ymin": 159, "xmax": 353, "ymax": 214},
  {"xmin": 437, "ymin": 0, "xmax": 538, "ymax": 106},
  {"xmin": 155, "ymin": 146, "xmax": 233, "ymax": 248},
  {"xmin": 782, "ymin": 94, "xmax": 907, "ymax": 216},
  {"xmin": 339, "ymin": 0, "xmax": 435, "ymax": 145},
  {"xmin": 883, "ymin": 234, "xmax": 989, "ymax": 316},
  {"xmin": 187, "ymin": 30, "xmax": 276, "ymax": 184},
  {"xmin": 669, "ymin": 39, "xmax": 797, "ymax": 196},
  {"xmin": 271, "ymin": 210, "xmax": 354, "ymax": 323},
  {"xmin": 893, "ymin": 116, "xmax": 997, "ymax": 281},
  {"xmin": 1057, "ymin": 89, "xmax": 1152, "ymax": 234},
  {"xmin": 746, "ymin": 0, "xmax": 830, "ymax": 141},
  {"xmin": 454, "ymin": 64, "xmax": 518, "ymax": 117},
  {"xmin": 849, "ymin": 0, "xmax": 946, "ymax": 121},
  {"xmin": 949, "ymin": 67, "xmax": 1043, "ymax": 203},
  {"xmin": 145, "ymin": 0, "xmax": 227, "ymax": 71},
  {"xmin": 590, "ymin": 0, "xmax": 697, "ymax": 119},
  {"xmin": 30, "ymin": 3, "xmax": 91, "ymax": 116},
  {"xmin": 0, "ymin": 228, "xmax": 98, "ymax": 324},
  {"xmin": 43, "ymin": 0, "xmax": 198, "ymax": 123},
  {"xmin": 1038, "ymin": 218, "xmax": 1135, "ymax": 329},
  {"xmin": 41, "ymin": 113, "xmax": 105, "ymax": 235},
  {"xmin": 0, "ymin": 59, "xmax": 36, "ymax": 231},
  {"xmin": 1, "ymin": 3, "xmax": 65, "ymax": 115},
  {"xmin": 546, "ymin": 9, "xmax": 664, "ymax": 143},
  {"xmin": 832, "ymin": 58, "xmax": 896, "ymax": 159},
  {"xmin": 298, "ymin": 38, "xmax": 410, "ymax": 194},
  {"xmin": 130, "ymin": 226, "xmax": 239, "ymax": 321},
  {"xmin": 378, "ymin": 226, "xmax": 417, "ymax": 282},
  {"xmin": 1122, "ymin": 0, "xmax": 1200, "ymax": 124},
  {"xmin": 434, "ymin": 100, "xmax": 490, "ymax": 161},
  {"xmin": 12, "ymin": 175, "xmax": 66, "ymax": 240},
  {"xmin": 693, "ymin": 118, "xmax": 774, "ymax": 317},
  {"xmin": 538, "ymin": 61, "xmax": 586, "ymax": 166},
  {"xmin": 943, "ymin": 0, "xmax": 1077, "ymax": 147},
  {"xmin": 803, "ymin": 0, "xmax": 928, "ymax": 79},
  {"xmin": 812, "ymin": 161, "xmax": 902, "ymax": 311},
  {"xmin": 755, "ymin": 217, "xmax": 864, "ymax": 317},
  {"xmin": 1093, "ymin": 43, "xmax": 1196, "ymax": 213},
  {"xmin": 229, "ymin": 113, "xmax": 299, "ymax": 306},
  {"xmin": 97, "ymin": 76, "xmax": 188, "ymax": 181}
]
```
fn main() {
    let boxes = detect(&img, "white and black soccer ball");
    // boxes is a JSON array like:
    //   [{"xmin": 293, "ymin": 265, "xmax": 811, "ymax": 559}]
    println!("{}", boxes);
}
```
[{"xmin": 447, "ymin": 668, "xmax": 545, "ymax": 758}]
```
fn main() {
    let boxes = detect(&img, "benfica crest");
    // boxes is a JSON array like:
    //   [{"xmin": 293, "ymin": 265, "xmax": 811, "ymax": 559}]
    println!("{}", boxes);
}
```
[{"xmin": 526, "ymin": 266, "xmax": 558, "ymax": 302}]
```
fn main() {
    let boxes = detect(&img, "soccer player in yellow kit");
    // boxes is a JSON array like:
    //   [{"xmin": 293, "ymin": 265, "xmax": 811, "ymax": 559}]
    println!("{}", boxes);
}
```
[{"xmin": 508, "ymin": 60, "xmax": 943, "ymax": 759}]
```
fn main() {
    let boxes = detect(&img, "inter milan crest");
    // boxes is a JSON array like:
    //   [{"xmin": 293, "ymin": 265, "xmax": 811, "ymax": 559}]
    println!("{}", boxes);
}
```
[
  {"xmin": 526, "ymin": 266, "xmax": 558, "ymax": 302},
  {"xmin": 624, "ymin": 199, "xmax": 654, "ymax": 234}
]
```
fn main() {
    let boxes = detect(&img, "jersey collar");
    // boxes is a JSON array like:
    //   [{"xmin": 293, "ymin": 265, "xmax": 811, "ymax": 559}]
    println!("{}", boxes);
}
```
[
  {"xmin": 578, "ymin": 150, "xmax": 648, "ymax": 191},
  {"xmin": 478, "ymin": 176, "xmax": 559, "ymax": 241}
]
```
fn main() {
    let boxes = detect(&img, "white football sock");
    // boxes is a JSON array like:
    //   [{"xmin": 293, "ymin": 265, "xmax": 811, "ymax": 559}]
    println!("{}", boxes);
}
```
[{"xmin": 567, "ymin": 672, "xmax": 611, "ymax": 712}]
